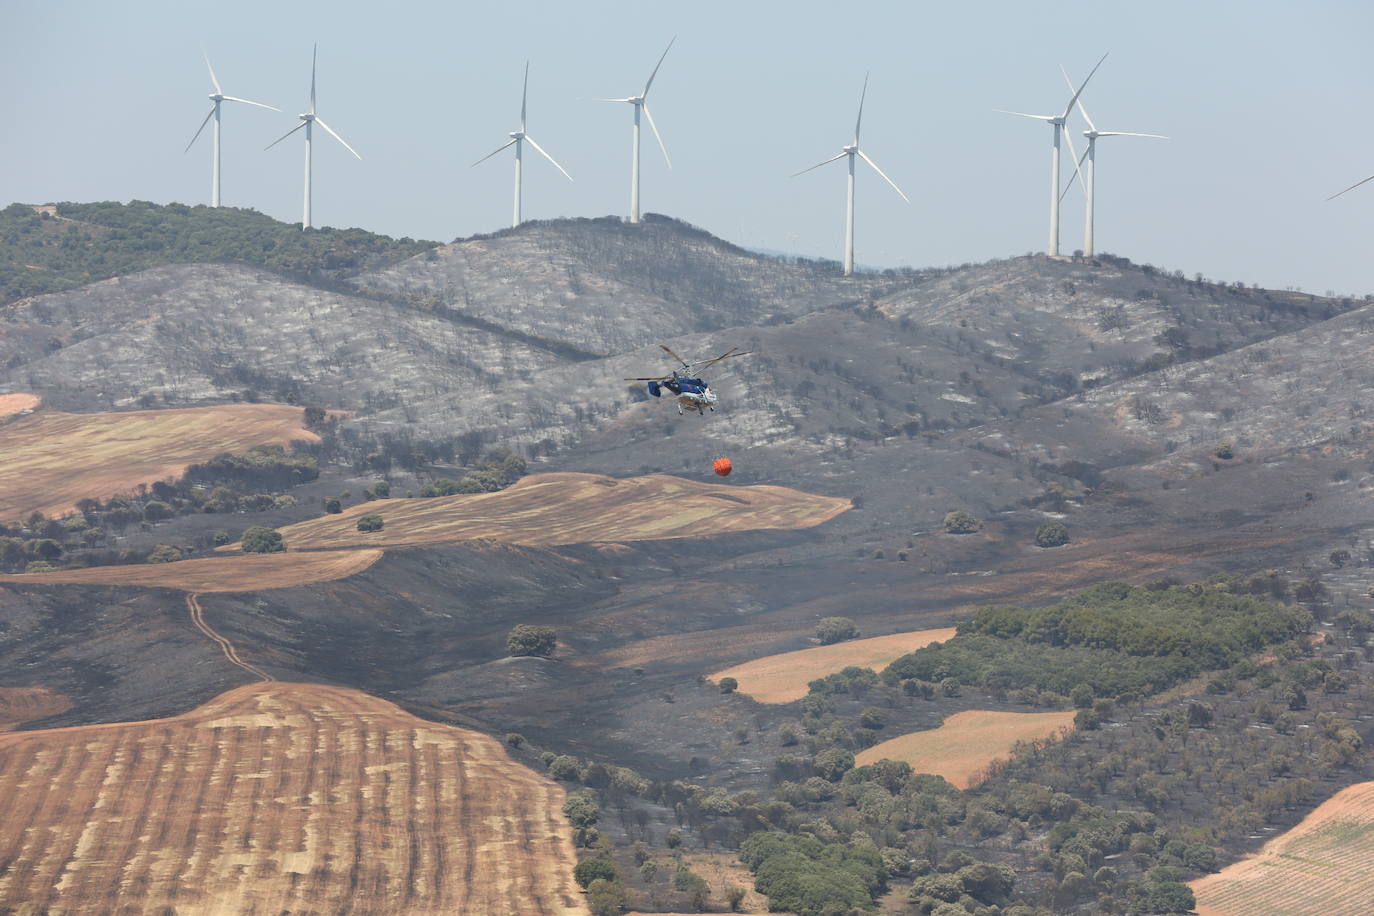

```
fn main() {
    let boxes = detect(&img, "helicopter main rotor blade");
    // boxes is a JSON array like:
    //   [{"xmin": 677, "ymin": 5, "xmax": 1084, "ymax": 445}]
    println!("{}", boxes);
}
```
[
  {"xmin": 698, "ymin": 348, "xmax": 752, "ymax": 370},
  {"xmin": 659, "ymin": 343, "xmax": 689, "ymax": 367},
  {"xmin": 625, "ymin": 376, "xmax": 672, "ymax": 381}
]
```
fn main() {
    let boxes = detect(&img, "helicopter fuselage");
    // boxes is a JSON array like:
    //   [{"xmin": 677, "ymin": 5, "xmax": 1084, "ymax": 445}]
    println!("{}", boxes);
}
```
[{"xmin": 647, "ymin": 374, "xmax": 718, "ymax": 413}]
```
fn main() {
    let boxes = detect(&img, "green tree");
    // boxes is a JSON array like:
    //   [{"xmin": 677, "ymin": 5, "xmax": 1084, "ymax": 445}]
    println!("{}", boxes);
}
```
[
  {"xmin": 371, "ymin": 480, "xmax": 390, "ymax": 498},
  {"xmin": 719, "ymin": 676, "xmax": 739, "ymax": 694},
  {"xmin": 573, "ymin": 857, "xmax": 616, "ymax": 888},
  {"xmin": 816, "ymin": 616, "xmax": 860, "ymax": 645},
  {"xmin": 146, "ymin": 544, "xmax": 183, "ymax": 564},
  {"xmin": 813, "ymin": 747, "xmax": 855, "ymax": 781},
  {"xmin": 1034, "ymin": 521, "xmax": 1070, "ymax": 548},
  {"xmin": 323, "ymin": 497, "xmax": 342, "ymax": 514},
  {"xmin": 240, "ymin": 526, "xmax": 284, "ymax": 554},
  {"xmin": 356, "ymin": 513, "xmax": 384, "ymax": 532},
  {"xmin": 507, "ymin": 624, "xmax": 557, "ymax": 658},
  {"xmin": 585, "ymin": 878, "xmax": 626, "ymax": 916},
  {"xmin": 944, "ymin": 510, "xmax": 981, "ymax": 533},
  {"xmin": 562, "ymin": 790, "xmax": 599, "ymax": 828}
]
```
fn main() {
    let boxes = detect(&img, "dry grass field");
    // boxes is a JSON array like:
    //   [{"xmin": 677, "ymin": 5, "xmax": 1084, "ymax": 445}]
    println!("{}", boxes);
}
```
[
  {"xmin": 0, "ymin": 548, "xmax": 382, "ymax": 593},
  {"xmin": 0, "ymin": 403, "xmax": 318, "ymax": 522},
  {"xmin": 708, "ymin": 628, "xmax": 958, "ymax": 704},
  {"xmin": 1190, "ymin": 781, "xmax": 1374, "ymax": 916},
  {"xmin": 0, "ymin": 682, "xmax": 588, "ymax": 916},
  {"xmin": 855, "ymin": 710, "xmax": 1076, "ymax": 789},
  {"xmin": 261, "ymin": 472, "xmax": 851, "ymax": 551},
  {"xmin": 0, "ymin": 392, "xmax": 40, "ymax": 419},
  {"xmin": 0, "ymin": 686, "xmax": 72, "ymax": 730}
]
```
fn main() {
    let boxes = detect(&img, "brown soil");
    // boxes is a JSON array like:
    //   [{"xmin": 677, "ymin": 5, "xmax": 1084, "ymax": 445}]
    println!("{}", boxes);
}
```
[
  {"xmin": 0, "ymin": 403, "xmax": 318, "ymax": 522},
  {"xmin": 709, "ymin": 628, "xmax": 958, "ymax": 704},
  {"xmin": 855, "ymin": 710, "xmax": 1076, "ymax": 789},
  {"xmin": 252, "ymin": 472, "xmax": 850, "ymax": 551},
  {"xmin": 0, "ymin": 549, "xmax": 382, "ymax": 593},
  {"xmin": 0, "ymin": 686, "xmax": 72, "ymax": 731},
  {"xmin": 1190, "ymin": 781, "xmax": 1374, "ymax": 916},
  {"xmin": 0, "ymin": 392, "xmax": 40, "ymax": 419},
  {"xmin": 0, "ymin": 682, "xmax": 588, "ymax": 915}
]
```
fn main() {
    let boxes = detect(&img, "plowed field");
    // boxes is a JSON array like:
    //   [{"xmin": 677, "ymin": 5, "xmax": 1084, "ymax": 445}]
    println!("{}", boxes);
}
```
[
  {"xmin": 856, "ymin": 710, "xmax": 1076, "ymax": 789},
  {"xmin": 0, "ymin": 548, "xmax": 382, "ymax": 593},
  {"xmin": 709, "ymin": 628, "xmax": 958, "ymax": 704},
  {"xmin": 0, "ymin": 403, "xmax": 318, "ymax": 522},
  {"xmin": 261, "ymin": 472, "xmax": 851, "ymax": 550},
  {"xmin": 0, "ymin": 686, "xmax": 72, "ymax": 730},
  {"xmin": 0, "ymin": 682, "xmax": 587, "ymax": 915},
  {"xmin": 1190, "ymin": 781, "xmax": 1374, "ymax": 916}
]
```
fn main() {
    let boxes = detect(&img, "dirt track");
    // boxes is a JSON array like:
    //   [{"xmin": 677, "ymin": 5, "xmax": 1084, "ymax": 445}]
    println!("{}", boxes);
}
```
[
  {"xmin": 0, "ymin": 403, "xmax": 318, "ymax": 522},
  {"xmin": 1190, "ymin": 781, "xmax": 1374, "ymax": 916},
  {"xmin": 0, "ymin": 548, "xmax": 382, "ymax": 592},
  {"xmin": 0, "ymin": 682, "xmax": 588, "ymax": 915},
  {"xmin": 709, "ymin": 628, "xmax": 958, "ymax": 704},
  {"xmin": 856, "ymin": 710, "xmax": 1076, "ymax": 789},
  {"xmin": 262, "ymin": 472, "xmax": 851, "ymax": 550}
]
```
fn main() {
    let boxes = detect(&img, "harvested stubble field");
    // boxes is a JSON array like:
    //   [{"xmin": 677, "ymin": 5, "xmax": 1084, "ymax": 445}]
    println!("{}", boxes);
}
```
[
  {"xmin": 0, "ymin": 548, "xmax": 382, "ymax": 593},
  {"xmin": 0, "ymin": 403, "xmax": 317, "ymax": 521},
  {"xmin": 855, "ymin": 709, "xmax": 1076, "ymax": 789},
  {"xmin": 709, "ymin": 628, "xmax": 958, "ymax": 704},
  {"xmin": 1190, "ymin": 781, "xmax": 1374, "ymax": 916},
  {"xmin": 0, "ymin": 686, "xmax": 72, "ymax": 730},
  {"xmin": 0, "ymin": 682, "xmax": 588, "ymax": 916},
  {"xmin": 264, "ymin": 472, "xmax": 851, "ymax": 550},
  {"xmin": 0, "ymin": 392, "xmax": 40, "ymax": 419}
]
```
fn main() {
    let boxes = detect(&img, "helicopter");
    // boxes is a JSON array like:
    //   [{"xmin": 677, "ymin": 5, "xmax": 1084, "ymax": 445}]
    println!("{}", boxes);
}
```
[{"xmin": 626, "ymin": 344, "xmax": 751, "ymax": 415}]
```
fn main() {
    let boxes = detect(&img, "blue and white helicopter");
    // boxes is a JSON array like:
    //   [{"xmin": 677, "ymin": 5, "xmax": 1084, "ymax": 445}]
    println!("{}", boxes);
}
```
[{"xmin": 627, "ymin": 344, "xmax": 751, "ymax": 415}]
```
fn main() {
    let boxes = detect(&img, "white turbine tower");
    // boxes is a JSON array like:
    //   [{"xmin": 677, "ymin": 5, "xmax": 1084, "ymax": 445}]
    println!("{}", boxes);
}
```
[
  {"xmin": 1058, "ymin": 67, "xmax": 1167, "ymax": 257},
  {"xmin": 596, "ymin": 37, "xmax": 675, "ymax": 224},
  {"xmin": 185, "ymin": 53, "xmax": 279, "ymax": 208},
  {"xmin": 265, "ymin": 45, "xmax": 361, "ymax": 230},
  {"xmin": 792, "ymin": 74, "xmax": 910, "ymax": 277},
  {"xmin": 472, "ymin": 62, "xmax": 574, "ymax": 228},
  {"xmin": 996, "ymin": 53, "xmax": 1108, "ymax": 257}
]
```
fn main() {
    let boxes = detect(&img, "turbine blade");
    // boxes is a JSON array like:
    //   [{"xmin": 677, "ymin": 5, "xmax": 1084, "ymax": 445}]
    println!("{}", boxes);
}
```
[
  {"xmin": 185, "ymin": 107, "xmax": 215, "ymax": 152},
  {"xmin": 642, "ymin": 36, "xmax": 676, "ymax": 97},
  {"xmin": 525, "ymin": 135, "xmax": 574, "ymax": 181},
  {"xmin": 1060, "ymin": 52, "xmax": 1108, "ymax": 121},
  {"xmin": 994, "ymin": 108, "xmax": 1056, "ymax": 121},
  {"xmin": 1097, "ymin": 131, "xmax": 1169, "ymax": 139},
  {"xmin": 521, "ymin": 60, "xmax": 529, "ymax": 131},
  {"xmin": 314, "ymin": 117, "xmax": 362, "ymax": 159},
  {"xmin": 264, "ymin": 120, "xmax": 307, "ymax": 150},
  {"xmin": 592, "ymin": 97, "xmax": 636, "ymax": 103},
  {"xmin": 1060, "ymin": 64, "xmax": 1099, "ymax": 134},
  {"xmin": 1062, "ymin": 129, "xmax": 1087, "ymax": 199},
  {"xmin": 1061, "ymin": 145, "xmax": 1089, "ymax": 201},
  {"xmin": 1328, "ymin": 173, "xmax": 1374, "ymax": 201},
  {"xmin": 855, "ymin": 72, "xmax": 869, "ymax": 145},
  {"xmin": 310, "ymin": 43, "xmax": 317, "ymax": 113},
  {"xmin": 643, "ymin": 103, "xmax": 671, "ymax": 168},
  {"xmin": 222, "ymin": 95, "xmax": 282, "ymax": 112},
  {"xmin": 203, "ymin": 52, "xmax": 223, "ymax": 95},
  {"xmin": 857, "ymin": 149, "xmax": 910, "ymax": 203},
  {"xmin": 790, "ymin": 151, "xmax": 848, "ymax": 177},
  {"xmin": 472, "ymin": 138, "xmax": 518, "ymax": 167}
]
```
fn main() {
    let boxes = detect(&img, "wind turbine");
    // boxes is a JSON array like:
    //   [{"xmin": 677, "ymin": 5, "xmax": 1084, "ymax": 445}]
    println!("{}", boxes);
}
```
[
  {"xmin": 792, "ymin": 74, "xmax": 910, "ymax": 277},
  {"xmin": 1058, "ymin": 67, "xmax": 1167, "ymax": 257},
  {"xmin": 472, "ymin": 62, "xmax": 573, "ymax": 228},
  {"xmin": 184, "ymin": 53, "xmax": 279, "ymax": 208},
  {"xmin": 265, "ymin": 45, "xmax": 361, "ymax": 230},
  {"xmin": 996, "ymin": 53, "xmax": 1108, "ymax": 257},
  {"xmin": 596, "ymin": 37, "xmax": 675, "ymax": 224}
]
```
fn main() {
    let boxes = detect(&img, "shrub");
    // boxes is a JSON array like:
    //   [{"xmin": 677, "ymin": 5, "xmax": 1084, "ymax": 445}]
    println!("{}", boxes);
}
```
[
  {"xmin": 719, "ymin": 676, "xmax": 739, "ymax": 694},
  {"xmin": 507, "ymin": 624, "xmax": 557, "ymax": 658},
  {"xmin": 944, "ymin": 510, "xmax": 981, "ymax": 533},
  {"xmin": 212, "ymin": 530, "xmax": 231, "ymax": 546},
  {"xmin": 323, "ymin": 497, "xmax": 342, "ymax": 514},
  {"xmin": 356, "ymin": 513, "xmax": 383, "ymax": 532},
  {"xmin": 240, "ymin": 526, "xmax": 284, "ymax": 554},
  {"xmin": 816, "ymin": 616, "xmax": 860, "ymax": 645},
  {"xmin": 1034, "ymin": 521, "xmax": 1070, "ymax": 548},
  {"xmin": 1214, "ymin": 441, "xmax": 1234, "ymax": 460},
  {"xmin": 146, "ymin": 544, "xmax": 183, "ymax": 564}
]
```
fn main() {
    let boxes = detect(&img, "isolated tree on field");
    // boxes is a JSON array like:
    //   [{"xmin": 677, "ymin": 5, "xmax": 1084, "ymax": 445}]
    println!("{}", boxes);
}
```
[
  {"xmin": 944, "ymin": 510, "xmax": 981, "ymax": 534},
  {"xmin": 719, "ymin": 676, "xmax": 739, "ymax": 694},
  {"xmin": 146, "ymin": 544, "xmax": 183, "ymax": 564},
  {"xmin": 240, "ymin": 525, "xmax": 284, "ymax": 554},
  {"xmin": 816, "ymin": 616, "xmax": 860, "ymax": 645},
  {"xmin": 1034, "ymin": 521, "xmax": 1070, "ymax": 548},
  {"xmin": 507, "ymin": 624, "xmax": 557, "ymax": 658},
  {"xmin": 323, "ymin": 496, "xmax": 342, "ymax": 514},
  {"xmin": 356, "ymin": 513, "xmax": 383, "ymax": 532}
]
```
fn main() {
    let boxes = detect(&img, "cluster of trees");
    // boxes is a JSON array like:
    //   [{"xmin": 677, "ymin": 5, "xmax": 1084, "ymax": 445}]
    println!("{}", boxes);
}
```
[
  {"xmin": 418, "ymin": 450, "xmax": 527, "ymax": 497},
  {"xmin": 884, "ymin": 582, "xmax": 1311, "ymax": 697},
  {"xmin": 0, "ymin": 200, "xmax": 434, "ymax": 304}
]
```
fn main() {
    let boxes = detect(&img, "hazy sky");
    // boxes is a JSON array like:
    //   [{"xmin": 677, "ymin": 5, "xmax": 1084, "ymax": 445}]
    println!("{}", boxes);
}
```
[{"xmin": 5, "ymin": 0, "xmax": 1374, "ymax": 296}]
